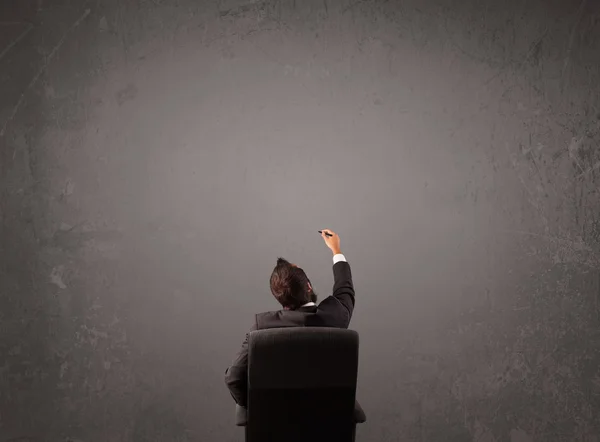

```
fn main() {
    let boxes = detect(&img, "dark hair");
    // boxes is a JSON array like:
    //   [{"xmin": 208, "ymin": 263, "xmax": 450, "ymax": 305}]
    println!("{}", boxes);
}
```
[{"xmin": 270, "ymin": 258, "xmax": 315, "ymax": 309}]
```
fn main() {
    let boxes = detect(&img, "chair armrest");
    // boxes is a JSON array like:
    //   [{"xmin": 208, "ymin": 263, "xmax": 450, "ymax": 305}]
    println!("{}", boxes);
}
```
[
  {"xmin": 235, "ymin": 404, "xmax": 248, "ymax": 426},
  {"xmin": 354, "ymin": 400, "xmax": 366, "ymax": 423}
]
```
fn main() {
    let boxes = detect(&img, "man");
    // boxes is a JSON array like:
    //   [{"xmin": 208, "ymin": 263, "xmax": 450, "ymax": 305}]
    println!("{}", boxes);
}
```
[{"xmin": 224, "ymin": 228, "xmax": 356, "ymax": 407}]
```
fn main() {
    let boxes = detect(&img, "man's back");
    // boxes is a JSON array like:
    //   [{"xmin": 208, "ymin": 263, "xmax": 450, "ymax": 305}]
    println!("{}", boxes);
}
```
[
  {"xmin": 254, "ymin": 257, "xmax": 355, "ymax": 330},
  {"xmin": 224, "ymin": 230, "xmax": 355, "ymax": 407}
]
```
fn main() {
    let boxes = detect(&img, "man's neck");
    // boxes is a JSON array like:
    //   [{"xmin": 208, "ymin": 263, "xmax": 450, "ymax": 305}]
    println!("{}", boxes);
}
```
[{"xmin": 284, "ymin": 301, "xmax": 316, "ymax": 310}]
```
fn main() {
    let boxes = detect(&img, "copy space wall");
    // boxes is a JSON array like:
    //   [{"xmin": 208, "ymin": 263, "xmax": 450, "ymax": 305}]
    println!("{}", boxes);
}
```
[{"xmin": 1, "ymin": 0, "xmax": 599, "ymax": 441}]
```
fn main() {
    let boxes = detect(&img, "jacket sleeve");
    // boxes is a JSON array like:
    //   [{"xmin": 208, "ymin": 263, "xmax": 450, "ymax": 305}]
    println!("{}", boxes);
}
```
[
  {"xmin": 317, "ymin": 261, "xmax": 356, "ymax": 328},
  {"xmin": 224, "ymin": 318, "xmax": 258, "ymax": 407}
]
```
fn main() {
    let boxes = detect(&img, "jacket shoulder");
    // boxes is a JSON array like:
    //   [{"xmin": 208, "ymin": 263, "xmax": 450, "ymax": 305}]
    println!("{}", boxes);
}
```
[{"xmin": 254, "ymin": 310, "xmax": 282, "ymax": 329}]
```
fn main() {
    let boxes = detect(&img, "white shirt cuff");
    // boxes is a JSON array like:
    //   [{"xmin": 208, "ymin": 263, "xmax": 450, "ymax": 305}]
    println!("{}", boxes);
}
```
[{"xmin": 333, "ymin": 254, "xmax": 346, "ymax": 264}]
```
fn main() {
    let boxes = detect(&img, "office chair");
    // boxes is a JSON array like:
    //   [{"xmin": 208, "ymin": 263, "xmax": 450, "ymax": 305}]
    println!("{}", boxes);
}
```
[{"xmin": 233, "ymin": 327, "xmax": 366, "ymax": 442}]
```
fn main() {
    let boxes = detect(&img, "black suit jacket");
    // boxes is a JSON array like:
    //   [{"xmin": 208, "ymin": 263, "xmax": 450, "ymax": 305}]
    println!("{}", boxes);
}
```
[{"xmin": 224, "ymin": 260, "xmax": 356, "ymax": 407}]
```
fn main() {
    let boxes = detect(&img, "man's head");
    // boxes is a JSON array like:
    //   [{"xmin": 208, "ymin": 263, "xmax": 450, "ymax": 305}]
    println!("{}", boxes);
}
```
[{"xmin": 270, "ymin": 257, "xmax": 318, "ymax": 310}]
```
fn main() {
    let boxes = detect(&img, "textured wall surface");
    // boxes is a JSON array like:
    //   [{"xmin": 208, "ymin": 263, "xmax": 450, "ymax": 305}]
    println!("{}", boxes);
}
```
[{"xmin": 1, "ymin": 0, "xmax": 600, "ymax": 441}]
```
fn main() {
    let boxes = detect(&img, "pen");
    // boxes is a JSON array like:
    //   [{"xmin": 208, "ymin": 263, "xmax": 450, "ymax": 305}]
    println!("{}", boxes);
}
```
[{"xmin": 318, "ymin": 230, "xmax": 333, "ymax": 237}]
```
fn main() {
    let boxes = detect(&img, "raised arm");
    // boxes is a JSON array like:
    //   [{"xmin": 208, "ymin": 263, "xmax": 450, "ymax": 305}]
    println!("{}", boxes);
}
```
[{"xmin": 318, "ymin": 229, "xmax": 356, "ymax": 326}]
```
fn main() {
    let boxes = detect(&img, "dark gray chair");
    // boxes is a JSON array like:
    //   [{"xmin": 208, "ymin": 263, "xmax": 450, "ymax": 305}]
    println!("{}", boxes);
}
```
[{"xmin": 234, "ymin": 327, "xmax": 366, "ymax": 442}]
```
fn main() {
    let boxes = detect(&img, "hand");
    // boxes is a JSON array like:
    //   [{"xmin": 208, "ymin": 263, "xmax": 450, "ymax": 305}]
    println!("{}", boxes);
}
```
[{"xmin": 320, "ymin": 229, "xmax": 341, "ymax": 254}]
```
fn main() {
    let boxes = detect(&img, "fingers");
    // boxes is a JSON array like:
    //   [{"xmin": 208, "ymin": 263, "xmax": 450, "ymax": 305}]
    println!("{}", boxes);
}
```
[{"xmin": 321, "ymin": 229, "xmax": 334, "ymax": 235}]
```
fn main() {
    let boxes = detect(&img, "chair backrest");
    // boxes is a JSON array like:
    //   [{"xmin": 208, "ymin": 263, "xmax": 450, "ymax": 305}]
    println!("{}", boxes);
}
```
[{"xmin": 246, "ymin": 327, "xmax": 359, "ymax": 442}]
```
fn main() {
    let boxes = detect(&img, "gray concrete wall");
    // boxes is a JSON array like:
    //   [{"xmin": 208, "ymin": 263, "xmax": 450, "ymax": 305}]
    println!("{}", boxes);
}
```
[{"xmin": 1, "ymin": 0, "xmax": 599, "ymax": 441}]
